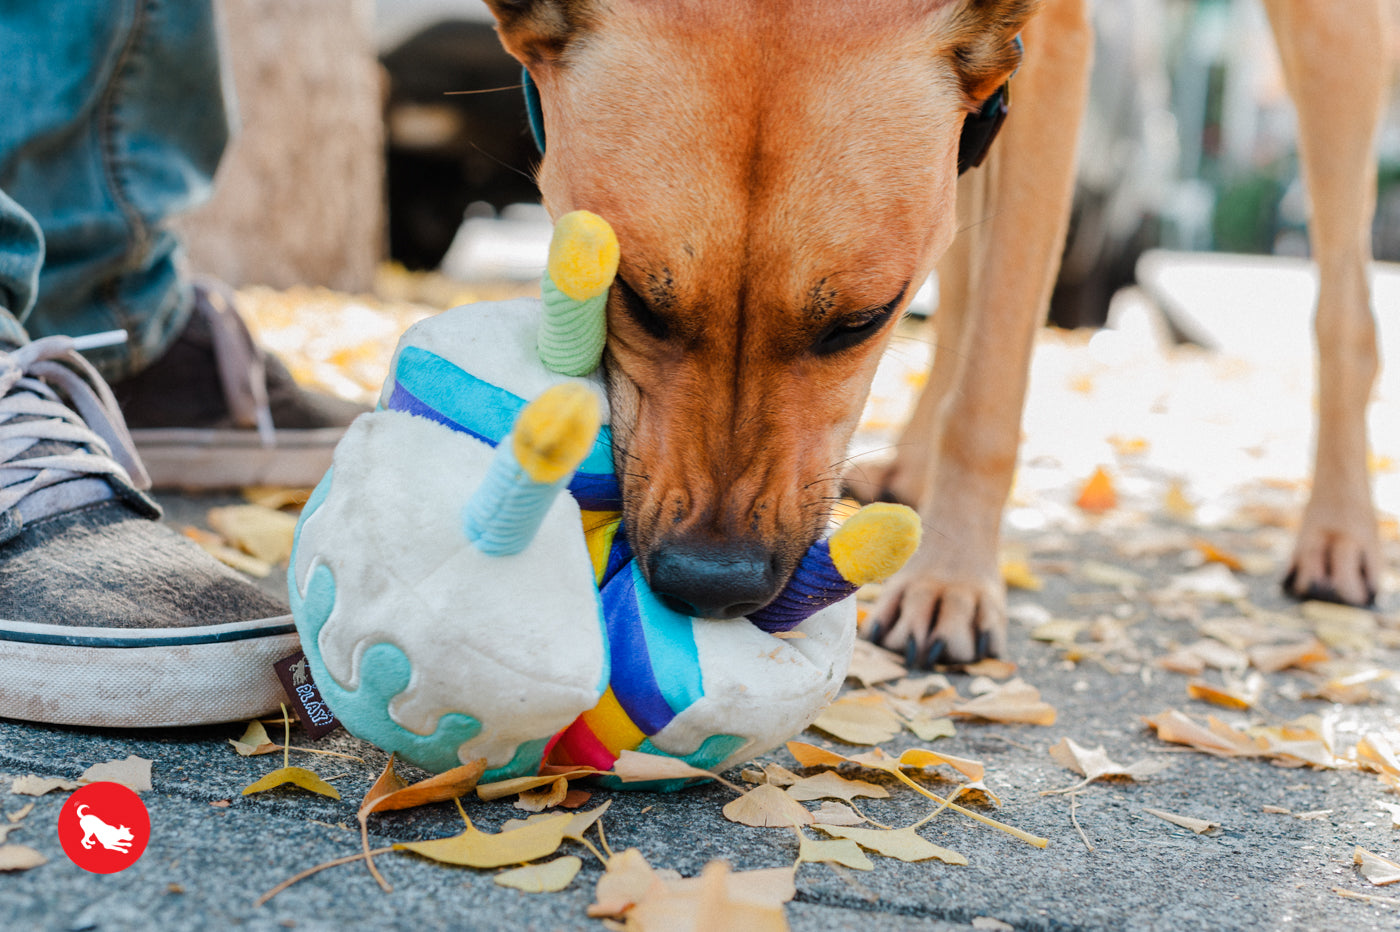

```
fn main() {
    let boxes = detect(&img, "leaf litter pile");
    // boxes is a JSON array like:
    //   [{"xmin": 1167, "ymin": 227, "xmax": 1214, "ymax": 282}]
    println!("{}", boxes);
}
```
[{"xmin": 97, "ymin": 278, "xmax": 1400, "ymax": 921}]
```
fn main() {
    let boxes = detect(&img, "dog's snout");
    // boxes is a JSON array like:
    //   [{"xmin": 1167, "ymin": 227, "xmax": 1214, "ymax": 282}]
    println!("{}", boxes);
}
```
[{"xmin": 648, "ymin": 539, "xmax": 781, "ymax": 620}]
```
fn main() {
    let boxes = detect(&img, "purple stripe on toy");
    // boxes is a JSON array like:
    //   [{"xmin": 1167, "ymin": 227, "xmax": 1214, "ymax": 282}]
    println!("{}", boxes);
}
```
[
  {"xmin": 600, "ymin": 568, "xmax": 676, "ymax": 735},
  {"xmin": 746, "ymin": 539, "xmax": 855, "ymax": 633},
  {"xmin": 387, "ymin": 382, "xmax": 493, "ymax": 445}
]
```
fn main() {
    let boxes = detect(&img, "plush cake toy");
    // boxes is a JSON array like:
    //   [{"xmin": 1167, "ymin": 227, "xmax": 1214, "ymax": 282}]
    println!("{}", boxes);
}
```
[{"xmin": 288, "ymin": 212, "xmax": 921, "ymax": 787}]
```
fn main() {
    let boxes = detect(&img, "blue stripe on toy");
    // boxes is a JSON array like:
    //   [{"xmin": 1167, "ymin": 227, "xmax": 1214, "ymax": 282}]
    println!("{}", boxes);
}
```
[
  {"xmin": 388, "ymin": 347, "xmax": 621, "ymax": 509},
  {"xmin": 600, "ymin": 568, "xmax": 675, "ymax": 735},
  {"xmin": 601, "ymin": 560, "xmax": 705, "ymax": 733},
  {"xmin": 391, "ymin": 346, "xmax": 615, "ymax": 475}
]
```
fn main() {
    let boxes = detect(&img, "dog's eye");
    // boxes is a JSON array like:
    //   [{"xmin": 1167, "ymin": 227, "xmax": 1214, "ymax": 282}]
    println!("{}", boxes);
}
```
[
  {"xmin": 814, "ymin": 301, "xmax": 900, "ymax": 356},
  {"xmin": 613, "ymin": 277, "xmax": 671, "ymax": 341}
]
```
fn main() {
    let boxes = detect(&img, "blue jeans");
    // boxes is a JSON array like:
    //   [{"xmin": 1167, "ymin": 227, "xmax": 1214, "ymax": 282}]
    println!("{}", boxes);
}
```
[{"xmin": 0, "ymin": 0, "xmax": 230, "ymax": 379}]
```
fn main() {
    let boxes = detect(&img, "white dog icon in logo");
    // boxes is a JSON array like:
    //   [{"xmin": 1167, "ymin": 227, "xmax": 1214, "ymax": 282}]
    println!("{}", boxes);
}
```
[{"xmin": 76, "ymin": 804, "xmax": 136, "ymax": 854}]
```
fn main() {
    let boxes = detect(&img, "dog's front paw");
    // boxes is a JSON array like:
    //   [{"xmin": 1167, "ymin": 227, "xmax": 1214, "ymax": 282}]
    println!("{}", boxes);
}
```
[
  {"xmin": 862, "ymin": 544, "xmax": 1006, "ymax": 668},
  {"xmin": 1285, "ymin": 501, "xmax": 1382, "ymax": 606}
]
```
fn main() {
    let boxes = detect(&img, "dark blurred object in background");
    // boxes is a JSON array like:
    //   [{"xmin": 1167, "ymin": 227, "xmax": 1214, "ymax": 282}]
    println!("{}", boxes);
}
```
[{"xmin": 379, "ymin": 9, "xmax": 539, "ymax": 271}]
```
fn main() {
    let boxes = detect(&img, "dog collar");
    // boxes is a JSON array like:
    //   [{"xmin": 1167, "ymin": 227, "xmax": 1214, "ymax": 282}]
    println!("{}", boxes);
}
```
[{"xmin": 521, "ymin": 36, "xmax": 1019, "ymax": 176}]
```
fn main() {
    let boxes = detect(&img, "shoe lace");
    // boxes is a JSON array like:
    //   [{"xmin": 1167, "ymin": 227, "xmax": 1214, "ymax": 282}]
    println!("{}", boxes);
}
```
[
  {"xmin": 0, "ymin": 336, "xmax": 153, "ymax": 522},
  {"xmin": 195, "ymin": 278, "xmax": 276, "ymax": 447}
]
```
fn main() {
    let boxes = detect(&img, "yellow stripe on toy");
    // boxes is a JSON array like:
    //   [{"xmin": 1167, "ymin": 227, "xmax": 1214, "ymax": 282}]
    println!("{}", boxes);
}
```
[
  {"xmin": 539, "ymin": 211, "xmax": 619, "ymax": 377},
  {"xmin": 829, "ymin": 502, "xmax": 922, "ymax": 586},
  {"xmin": 512, "ymin": 382, "xmax": 603, "ymax": 485}
]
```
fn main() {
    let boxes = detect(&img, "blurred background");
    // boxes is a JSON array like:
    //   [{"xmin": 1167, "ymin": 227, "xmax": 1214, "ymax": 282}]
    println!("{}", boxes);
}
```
[{"xmin": 187, "ymin": 0, "xmax": 1400, "ymax": 328}]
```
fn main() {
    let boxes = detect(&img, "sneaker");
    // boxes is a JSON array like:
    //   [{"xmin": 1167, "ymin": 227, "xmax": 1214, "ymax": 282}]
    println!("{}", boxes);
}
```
[
  {"xmin": 111, "ymin": 279, "xmax": 368, "ymax": 490},
  {"xmin": 0, "ymin": 336, "xmax": 298, "ymax": 728}
]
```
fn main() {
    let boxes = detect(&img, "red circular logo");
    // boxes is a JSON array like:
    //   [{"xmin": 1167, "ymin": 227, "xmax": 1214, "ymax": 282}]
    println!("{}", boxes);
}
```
[{"xmin": 58, "ymin": 782, "xmax": 150, "ymax": 873}]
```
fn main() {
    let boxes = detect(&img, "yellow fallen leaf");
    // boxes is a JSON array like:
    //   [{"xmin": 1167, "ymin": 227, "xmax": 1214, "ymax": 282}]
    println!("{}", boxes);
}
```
[
  {"xmin": 1046, "ymin": 737, "xmax": 1171, "ymax": 793},
  {"xmin": 516, "ymin": 776, "xmax": 569, "ymax": 812},
  {"xmin": 1075, "ymin": 466, "xmax": 1117, "ymax": 513},
  {"xmin": 1355, "ymin": 847, "xmax": 1400, "ymax": 885},
  {"xmin": 796, "ymin": 833, "xmax": 874, "ymax": 871},
  {"xmin": 1304, "ymin": 668, "xmax": 1391, "ymax": 705},
  {"xmin": 845, "ymin": 639, "xmax": 908, "ymax": 687},
  {"xmin": 183, "ymin": 525, "xmax": 273, "ymax": 577},
  {"xmin": 395, "ymin": 813, "xmax": 571, "ymax": 868},
  {"xmin": 787, "ymin": 742, "xmax": 984, "ymax": 782},
  {"xmin": 1377, "ymin": 803, "xmax": 1400, "ymax": 828},
  {"xmin": 80, "ymin": 756, "xmax": 153, "ymax": 793},
  {"xmin": 784, "ymin": 772, "xmax": 890, "ymax": 803},
  {"xmin": 359, "ymin": 757, "xmax": 486, "ymax": 816},
  {"xmin": 964, "ymin": 658, "xmax": 1018, "ymax": 679},
  {"xmin": 242, "ymin": 485, "xmax": 313, "ymax": 510},
  {"xmin": 1000, "ymin": 554, "xmax": 1043, "ymax": 592},
  {"xmin": 494, "ymin": 856, "xmax": 582, "ymax": 893},
  {"xmin": 1304, "ymin": 601, "xmax": 1377, "ymax": 651},
  {"xmin": 1080, "ymin": 560, "xmax": 1147, "ymax": 590},
  {"xmin": 952, "ymin": 679, "xmax": 1056, "ymax": 726},
  {"xmin": 722, "ymin": 785, "xmax": 815, "ymax": 828},
  {"xmin": 626, "ymin": 861, "xmax": 790, "ymax": 932},
  {"xmin": 663, "ymin": 865, "xmax": 797, "ymax": 910},
  {"xmin": 6, "ymin": 802, "xmax": 34, "ymax": 824},
  {"xmin": 613, "ymin": 751, "xmax": 732, "ymax": 789},
  {"xmin": 1031, "ymin": 620, "xmax": 1088, "ymax": 645},
  {"xmin": 1186, "ymin": 679, "xmax": 1257, "ymax": 711},
  {"xmin": 230, "ymin": 720, "xmax": 279, "ymax": 756},
  {"xmin": 477, "ymin": 768, "xmax": 597, "ymax": 801},
  {"xmin": 762, "ymin": 764, "xmax": 800, "ymax": 787},
  {"xmin": 242, "ymin": 766, "xmax": 341, "ymax": 800},
  {"xmin": 207, "ymin": 503, "xmax": 299, "ymax": 564},
  {"xmin": 10, "ymin": 776, "xmax": 79, "ymax": 796},
  {"xmin": 1142, "ymin": 808, "xmax": 1218, "ymax": 834},
  {"xmin": 0, "ymin": 844, "xmax": 46, "ymax": 871},
  {"xmin": 809, "ymin": 801, "xmax": 865, "ymax": 826},
  {"xmin": 1143, "ymin": 709, "xmax": 1265, "ymax": 757},
  {"xmin": 811, "ymin": 694, "xmax": 903, "ymax": 746},
  {"xmin": 815, "ymin": 824, "xmax": 966, "ymax": 865},
  {"xmin": 1248, "ymin": 639, "xmax": 1330, "ymax": 673},
  {"xmin": 503, "ymin": 800, "xmax": 612, "ymax": 842},
  {"xmin": 1163, "ymin": 479, "xmax": 1196, "ymax": 521},
  {"xmin": 903, "ymin": 715, "xmax": 957, "ymax": 743},
  {"xmin": 589, "ymin": 848, "xmax": 660, "ymax": 919},
  {"xmin": 1193, "ymin": 540, "xmax": 1244, "ymax": 572}
]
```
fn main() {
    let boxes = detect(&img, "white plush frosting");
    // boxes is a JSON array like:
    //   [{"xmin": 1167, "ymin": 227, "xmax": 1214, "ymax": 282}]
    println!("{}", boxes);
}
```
[{"xmin": 293, "ymin": 410, "xmax": 607, "ymax": 769}]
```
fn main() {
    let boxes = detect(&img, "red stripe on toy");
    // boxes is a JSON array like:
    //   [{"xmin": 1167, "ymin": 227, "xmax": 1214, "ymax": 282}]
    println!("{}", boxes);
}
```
[{"xmin": 551, "ymin": 718, "xmax": 617, "ymax": 770}]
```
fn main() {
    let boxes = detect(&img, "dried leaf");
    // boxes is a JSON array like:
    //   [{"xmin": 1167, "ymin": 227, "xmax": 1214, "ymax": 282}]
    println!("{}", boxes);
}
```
[
  {"xmin": 10, "ymin": 776, "xmax": 79, "ymax": 797},
  {"xmin": 815, "ymin": 824, "xmax": 966, "ymax": 864},
  {"xmin": 1304, "ymin": 601, "xmax": 1377, "ymax": 652},
  {"xmin": 183, "ymin": 525, "xmax": 274, "ymax": 577},
  {"xmin": 242, "ymin": 766, "xmax": 341, "ymax": 800},
  {"xmin": 230, "ymin": 720, "xmax": 280, "ymax": 756},
  {"xmin": 1186, "ymin": 676, "xmax": 1260, "ymax": 710},
  {"xmin": 1000, "ymin": 554, "xmax": 1043, "ymax": 592},
  {"xmin": 808, "ymin": 801, "xmax": 865, "ymax": 826},
  {"xmin": 0, "ymin": 844, "xmax": 46, "ymax": 871},
  {"xmin": 242, "ymin": 485, "xmax": 313, "ymax": 510},
  {"xmin": 1377, "ymin": 802, "xmax": 1400, "ymax": 828},
  {"xmin": 796, "ymin": 833, "xmax": 874, "ymax": 871},
  {"xmin": 1248, "ymin": 639, "xmax": 1330, "ymax": 673},
  {"xmin": 79, "ymin": 755, "xmax": 152, "ymax": 793},
  {"xmin": 1165, "ymin": 564, "xmax": 1248, "ymax": 601},
  {"xmin": 7, "ymin": 802, "xmax": 34, "ymax": 823},
  {"xmin": 884, "ymin": 674, "xmax": 952, "ymax": 701},
  {"xmin": 1079, "ymin": 561, "xmax": 1145, "ymax": 590},
  {"xmin": 1143, "ymin": 808, "xmax": 1218, "ymax": 834},
  {"xmin": 662, "ymin": 865, "xmax": 797, "ymax": 909},
  {"xmin": 1356, "ymin": 847, "xmax": 1400, "ymax": 886},
  {"xmin": 477, "ymin": 768, "xmax": 597, "ymax": 801},
  {"xmin": 504, "ymin": 801, "xmax": 613, "ymax": 842},
  {"xmin": 785, "ymin": 772, "xmax": 890, "ymax": 803},
  {"xmin": 207, "ymin": 503, "xmax": 300, "ymax": 564},
  {"xmin": 1193, "ymin": 541, "xmax": 1244, "ymax": 572},
  {"xmin": 846, "ymin": 639, "xmax": 908, "ymax": 687},
  {"xmin": 362, "ymin": 759, "xmax": 485, "ymax": 817},
  {"xmin": 965, "ymin": 658, "xmax": 1018, "ymax": 679},
  {"xmin": 787, "ymin": 742, "xmax": 984, "ymax": 782},
  {"xmin": 762, "ymin": 764, "xmax": 800, "ymax": 787},
  {"xmin": 1143, "ymin": 710, "xmax": 1265, "ymax": 757},
  {"xmin": 613, "ymin": 751, "xmax": 725, "ymax": 788},
  {"xmin": 903, "ymin": 715, "xmax": 957, "ymax": 743},
  {"xmin": 1075, "ymin": 466, "xmax": 1117, "ymax": 513},
  {"xmin": 626, "ymin": 861, "xmax": 790, "ymax": 932},
  {"xmin": 1031, "ymin": 620, "xmax": 1088, "ymax": 645},
  {"xmin": 395, "ymin": 813, "xmax": 570, "ymax": 868},
  {"xmin": 516, "ymin": 777, "xmax": 569, "ymax": 812},
  {"xmin": 811, "ymin": 694, "xmax": 903, "ymax": 746},
  {"xmin": 494, "ymin": 855, "xmax": 583, "ymax": 893},
  {"xmin": 952, "ymin": 679, "xmax": 1056, "ymax": 726},
  {"xmin": 589, "ymin": 848, "xmax": 660, "ymax": 918},
  {"xmin": 1046, "ymin": 738, "xmax": 1170, "ymax": 790},
  {"xmin": 1304, "ymin": 668, "xmax": 1391, "ymax": 705},
  {"xmin": 723, "ymin": 785, "xmax": 815, "ymax": 828}
]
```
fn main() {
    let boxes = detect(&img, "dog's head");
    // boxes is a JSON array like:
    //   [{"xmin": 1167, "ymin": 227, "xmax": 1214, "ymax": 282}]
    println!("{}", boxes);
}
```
[{"xmin": 485, "ymin": 0, "xmax": 1034, "ymax": 617}]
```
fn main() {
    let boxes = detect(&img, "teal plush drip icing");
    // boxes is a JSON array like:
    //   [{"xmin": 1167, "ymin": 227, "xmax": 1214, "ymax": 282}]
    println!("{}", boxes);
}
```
[{"xmin": 538, "ymin": 273, "xmax": 607, "ymax": 377}]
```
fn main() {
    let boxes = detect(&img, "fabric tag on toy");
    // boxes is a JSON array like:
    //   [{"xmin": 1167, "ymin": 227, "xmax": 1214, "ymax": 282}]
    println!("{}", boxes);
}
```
[{"xmin": 273, "ymin": 651, "xmax": 340, "ymax": 740}]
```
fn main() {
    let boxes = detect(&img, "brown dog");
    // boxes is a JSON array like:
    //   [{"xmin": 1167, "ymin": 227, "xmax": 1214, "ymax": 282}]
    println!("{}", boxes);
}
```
[{"xmin": 482, "ymin": 0, "xmax": 1389, "ymax": 664}]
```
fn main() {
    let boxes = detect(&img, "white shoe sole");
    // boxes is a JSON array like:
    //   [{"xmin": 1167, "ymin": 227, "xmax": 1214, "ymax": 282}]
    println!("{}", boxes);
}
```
[
  {"xmin": 0, "ymin": 616, "xmax": 299, "ymax": 728},
  {"xmin": 131, "ymin": 427, "xmax": 344, "ymax": 490}
]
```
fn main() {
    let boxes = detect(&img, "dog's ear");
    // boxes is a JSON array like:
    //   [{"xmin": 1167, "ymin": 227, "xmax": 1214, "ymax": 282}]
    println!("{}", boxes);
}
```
[
  {"xmin": 480, "ymin": 0, "xmax": 595, "ymax": 64},
  {"xmin": 941, "ymin": 0, "xmax": 1038, "ymax": 103}
]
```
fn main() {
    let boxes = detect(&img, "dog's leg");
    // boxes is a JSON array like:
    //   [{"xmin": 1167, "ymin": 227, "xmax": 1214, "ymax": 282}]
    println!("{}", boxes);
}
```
[
  {"xmin": 1262, "ymin": 0, "xmax": 1389, "ymax": 606},
  {"xmin": 866, "ymin": 0, "xmax": 1093, "ymax": 665}
]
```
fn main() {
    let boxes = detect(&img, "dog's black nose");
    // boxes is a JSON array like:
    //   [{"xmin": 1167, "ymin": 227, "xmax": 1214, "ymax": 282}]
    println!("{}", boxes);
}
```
[{"xmin": 648, "ymin": 540, "xmax": 781, "ymax": 619}]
